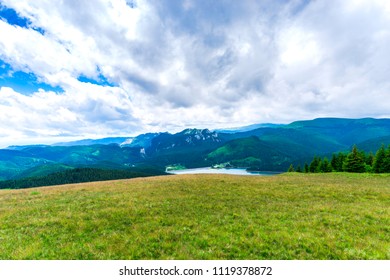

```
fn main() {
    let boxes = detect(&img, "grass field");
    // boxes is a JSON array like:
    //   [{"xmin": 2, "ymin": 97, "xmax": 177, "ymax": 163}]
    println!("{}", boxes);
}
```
[{"xmin": 0, "ymin": 173, "xmax": 389, "ymax": 260}]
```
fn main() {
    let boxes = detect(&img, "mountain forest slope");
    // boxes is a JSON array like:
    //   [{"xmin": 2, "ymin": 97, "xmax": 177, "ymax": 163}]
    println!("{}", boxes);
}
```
[{"xmin": 1, "ymin": 118, "xmax": 390, "ymax": 181}]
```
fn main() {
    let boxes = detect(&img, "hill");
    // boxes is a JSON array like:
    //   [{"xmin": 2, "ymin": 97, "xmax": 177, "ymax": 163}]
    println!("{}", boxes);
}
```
[
  {"xmin": 217, "ymin": 118, "xmax": 390, "ymax": 168},
  {"xmin": 0, "ymin": 145, "xmax": 148, "ymax": 180},
  {"xmin": 356, "ymin": 136, "xmax": 390, "ymax": 153},
  {"xmin": 53, "ymin": 137, "xmax": 133, "ymax": 146},
  {"xmin": 1, "ymin": 117, "xmax": 390, "ymax": 180},
  {"xmin": 0, "ymin": 149, "xmax": 53, "ymax": 180},
  {"xmin": 14, "ymin": 163, "xmax": 74, "ymax": 179},
  {"xmin": 0, "ymin": 173, "xmax": 388, "ymax": 259},
  {"xmin": 144, "ymin": 129, "xmax": 232, "ymax": 168},
  {"xmin": 206, "ymin": 136, "xmax": 293, "ymax": 171},
  {"xmin": 286, "ymin": 118, "xmax": 390, "ymax": 146}
]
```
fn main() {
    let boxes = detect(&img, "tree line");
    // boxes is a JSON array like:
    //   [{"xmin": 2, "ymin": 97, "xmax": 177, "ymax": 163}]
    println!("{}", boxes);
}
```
[
  {"xmin": 288, "ymin": 144, "xmax": 390, "ymax": 173},
  {"xmin": 0, "ymin": 167, "xmax": 166, "ymax": 190}
]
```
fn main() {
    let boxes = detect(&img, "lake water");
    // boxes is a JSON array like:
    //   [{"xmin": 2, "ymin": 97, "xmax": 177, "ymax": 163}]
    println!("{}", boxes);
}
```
[{"xmin": 168, "ymin": 167, "xmax": 281, "ymax": 176}]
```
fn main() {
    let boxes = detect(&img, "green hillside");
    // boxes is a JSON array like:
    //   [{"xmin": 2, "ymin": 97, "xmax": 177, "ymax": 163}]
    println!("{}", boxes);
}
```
[
  {"xmin": 207, "ymin": 136, "xmax": 293, "ymax": 170},
  {"xmin": 260, "ymin": 128, "xmax": 345, "ymax": 155},
  {"xmin": 0, "ymin": 173, "xmax": 388, "ymax": 259},
  {"xmin": 0, "ymin": 145, "xmax": 146, "ymax": 181},
  {"xmin": 287, "ymin": 118, "xmax": 390, "ymax": 145},
  {"xmin": 144, "ymin": 129, "xmax": 229, "ymax": 168},
  {"xmin": 14, "ymin": 164, "xmax": 74, "ymax": 179},
  {"xmin": 356, "ymin": 136, "xmax": 390, "ymax": 153},
  {"xmin": 205, "ymin": 118, "xmax": 390, "ymax": 170},
  {"xmin": 20, "ymin": 145, "xmax": 143, "ymax": 165},
  {"xmin": 0, "ymin": 149, "xmax": 53, "ymax": 180},
  {"xmin": 1, "ymin": 118, "xmax": 390, "ymax": 179}
]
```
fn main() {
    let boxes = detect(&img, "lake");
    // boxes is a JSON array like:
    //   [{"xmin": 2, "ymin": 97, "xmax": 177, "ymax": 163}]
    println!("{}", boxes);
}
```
[{"xmin": 168, "ymin": 167, "xmax": 281, "ymax": 176}]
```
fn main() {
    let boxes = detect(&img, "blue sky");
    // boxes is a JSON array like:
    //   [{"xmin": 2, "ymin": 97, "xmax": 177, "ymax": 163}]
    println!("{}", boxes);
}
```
[{"xmin": 0, "ymin": 0, "xmax": 390, "ymax": 147}]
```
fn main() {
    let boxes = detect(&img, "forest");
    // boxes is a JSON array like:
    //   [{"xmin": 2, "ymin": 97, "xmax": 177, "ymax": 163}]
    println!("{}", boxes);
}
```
[
  {"xmin": 289, "ymin": 144, "xmax": 390, "ymax": 173},
  {"xmin": 0, "ymin": 167, "xmax": 166, "ymax": 189}
]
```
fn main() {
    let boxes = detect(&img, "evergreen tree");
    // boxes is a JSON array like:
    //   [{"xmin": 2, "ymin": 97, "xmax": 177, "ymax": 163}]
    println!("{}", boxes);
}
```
[
  {"xmin": 304, "ymin": 163, "xmax": 309, "ymax": 173},
  {"xmin": 317, "ymin": 159, "xmax": 324, "ymax": 173},
  {"xmin": 309, "ymin": 156, "xmax": 320, "ymax": 173},
  {"xmin": 331, "ymin": 154, "xmax": 338, "ymax": 171},
  {"xmin": 365, "ymin": 152, "xmax": 375, "ymax": 167},
  {"xmin": 316, "ymin": 158, "xmax": 323, "ymax": 173},
  {"xmin": 343, "ymin": 145, "xmax": 365, "ymax": 173},
  {"xmin": 296, "ymin": 164, "xmax": 302, "ymax": 173},
  {"xmin": 382, "ymin": 145, "xmax": 390, "ymax": 173},
  {"xmin": 373, "ymin": 144, "xmax": 386, "ymax": 173},
  {"xmin": 331, "ymin": 152, "xmax": 346, "ymax": 172},
  {"xmin": 288, "ymin": 164, "xmax": 295, "ymax": 172},
  {"xmin": 321, "ymin": 157, "xmax": 332, "ymax": 172}
]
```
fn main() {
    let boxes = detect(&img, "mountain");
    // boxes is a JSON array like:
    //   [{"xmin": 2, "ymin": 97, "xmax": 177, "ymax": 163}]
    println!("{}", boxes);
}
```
[
  {"xmin": 122, "ymin": 133, "xmax": 161, "ymax": 148},
  {"xmin": 202, "ymin": 118, "xmax": 390, "ymax": 170},
  {"xmin": 53, "ymin": 137, "xmax": 134, "ymax": 146},
  {"xmin": 216, "ymin": 123, "xmax": 284, "ymax": 133},
  {"xmin": 286, "ymin": 118, "xmax": 390, "ymax": 146},
  {"xmin": 0, "ymin": 145, "xmax": 148, "ymax": 180},
  {"xmin": 1, "ymin": 117, "xmax": 390, "ymax": 181},
  {"xmin": 356, "ymin": 136, "xmax": 390, "ymax": 153},
  {"xmin": 237, "ymin": 126, "xmax": 345, "ymax": 156},
  {"xmin": 0, "ymin": 149, "xmax": 53, "ymax": 180},
  {"xmin": 13, "ymin": 163, "xmax": 74, "ymax": 179},
  {"xmin": 17, "ymin": 144, "xmax": 145, "ymax": 166},
  {"xmin": 6, "ymin": 144, "xmax": 51, "ymax": 151},
  {"xmin": 206, "ymin": 136, "xmax": 293, "ymax": 171},
  {"xmin": 148, "ymin": 129, "xmax": 224, "ymax": 152},
  {"xmin": 8, "ymin": 133, "xmax": 162, "ymax": 150},
  {"xmin": 143, "ymin": 129, "xmax": 231, "ymax": 168}
]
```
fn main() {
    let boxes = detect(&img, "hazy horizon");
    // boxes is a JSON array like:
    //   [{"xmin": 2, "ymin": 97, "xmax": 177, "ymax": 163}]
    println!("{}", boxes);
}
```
[{"xmin": 2, "ymin": 116, "xmax": 390, "ymax": 148}]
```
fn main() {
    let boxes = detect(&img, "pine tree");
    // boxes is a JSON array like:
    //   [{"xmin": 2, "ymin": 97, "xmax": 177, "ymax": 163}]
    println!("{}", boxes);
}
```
[
  {"xmin": 322, "ymin": 157, "xmax": 332, "ymax": 172},
  {"xmin": 373, "ymin": 144, "xmax": 386, "ymax": 173},
  {"xmin": 343, "ymin": 145, "xmax": 365, "ymax": 173},
  {"xmin": 331, "ymin": 152, "xmax": 345, "ymax": 172},
  {"xmin": 304, "ymin": 163, "xmax": 309, "ymax": 173},
  {"xmin": 331, "ymin": 154, "xmax": 338, "ymax": 171},
  {"xmin": 288, "ymin": 164, "xmax": 295, "ymax": 172},
  {"xmin": 317, "ymin": 160, "xmax": 323, "ymax": 172},
  {"xmin": 316, "ymin": 158, "xmax": 323, "ymax": 173},
  {"xmin": 382, "ymin": 145, "xmax": 390, "ymax": 173},
  {"xmin": 309, "ymin": 156, "xmax": 319, "ymax": 173},
  {"xmin": 365, "ymin": 152, "xmax": 374, "ymax": 167},
  {"xmin": 296, "ymin": 164, "xmax": 302, "ymax": 173}
]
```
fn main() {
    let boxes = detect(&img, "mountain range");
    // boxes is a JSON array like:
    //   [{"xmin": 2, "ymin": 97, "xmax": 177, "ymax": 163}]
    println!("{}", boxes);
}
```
[{"xmin": 1, "ymin": 117, "xmax": 390, "ymax": 181}]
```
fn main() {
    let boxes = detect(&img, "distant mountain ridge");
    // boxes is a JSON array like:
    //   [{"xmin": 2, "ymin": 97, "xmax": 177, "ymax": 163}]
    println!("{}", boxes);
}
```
[
  {"xmin": 1, "ymin": 117, "xmax": 390, "ymax": 180},
  {"xmin": 216, "ymin": 123, "xmax": 284, "ymax": 133},
  {"xmin": 53, "ymin": 137, "xmax": 133, "ymax": 147}
]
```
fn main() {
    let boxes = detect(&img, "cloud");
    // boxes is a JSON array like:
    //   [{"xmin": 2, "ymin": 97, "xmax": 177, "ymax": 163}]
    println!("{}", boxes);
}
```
[
  {"xmin": 0, "ymin": 0, "xmax": 389, "ymax": 145},
  {"xmin": 0, "ymin": 83, "xmax": 139, "ymax": 136},
  {"xmin": 270, "ymin": 0, "xmax": 390, "ymax": 118}
]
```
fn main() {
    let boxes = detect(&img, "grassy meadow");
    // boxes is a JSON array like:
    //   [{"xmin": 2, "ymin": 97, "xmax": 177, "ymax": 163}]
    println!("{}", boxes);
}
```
[{"xmin": 0, "ymin": 173, "xmax": 389, "ymax": 259}]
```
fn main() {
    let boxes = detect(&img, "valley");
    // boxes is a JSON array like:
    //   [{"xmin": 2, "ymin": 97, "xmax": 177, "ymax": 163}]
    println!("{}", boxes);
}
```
[{"xmin": 1, "ymin": 117, "xmax": 390, "ymax": 189}]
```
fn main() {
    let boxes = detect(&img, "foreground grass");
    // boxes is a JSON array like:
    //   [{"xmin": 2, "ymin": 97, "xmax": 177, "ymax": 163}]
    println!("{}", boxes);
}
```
[{"xmin": 0, "ymin": 173, "xmax": 389, "ymax": 259}]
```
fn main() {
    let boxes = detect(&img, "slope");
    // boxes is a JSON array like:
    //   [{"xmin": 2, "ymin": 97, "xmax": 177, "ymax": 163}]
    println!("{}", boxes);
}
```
[
  {"xmin": 0, "ymin": 173, "xmax": 388, "ymax": 259},
  {"xmin": 206, "ymin": 136, "xmax": 294, "ymax": 171}
]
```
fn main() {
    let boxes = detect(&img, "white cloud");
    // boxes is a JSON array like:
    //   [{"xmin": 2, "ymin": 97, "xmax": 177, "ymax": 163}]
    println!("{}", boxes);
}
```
[
  {"xmin": 0, "ymin": 84, "xmax": 139, "ymax": 139},
  {"xmin": 0, "ymin": 0, "xmax": 389, "ymax": 146}
]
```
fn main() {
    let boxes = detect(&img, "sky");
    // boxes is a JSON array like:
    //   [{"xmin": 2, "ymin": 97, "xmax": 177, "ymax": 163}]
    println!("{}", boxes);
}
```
[{"xmin": 0, "ymin": 0, "xmax": 390, "ymax": 147}]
